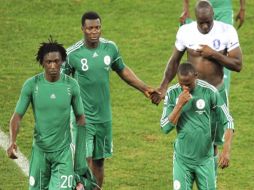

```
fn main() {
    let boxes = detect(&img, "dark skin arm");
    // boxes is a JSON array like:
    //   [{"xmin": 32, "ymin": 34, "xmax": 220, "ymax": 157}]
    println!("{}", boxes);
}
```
[
  {"xmin": 117, "ymin": 66, "xmax": 160, "ymax": 98},
  {"xmin": 179, "ymin": 0, "xmax": 190, "ymax": 25},
  {"xmin": 218, "ymin": 129, "xmax": 234, "ymax": 169},
  {"xmin": 151, "ymin": 48, "xmax": 185, "ymax": 105},
  {"xmin": 75, "ymin": 114, "xmax": 85, "ymax": 126},
  {"xmin": 235, "ymin": 0, "xmax": 245, "ymax": 29},
  {"xmin": 168, "ymin": 86, "xmax": 191, "ymax": 125},
  {"xmin": 197, "ymin": 45, "xmax": 242, "ymax": 72},
  {"xmin": 7, "ymin": 113, "xmax": 23, "ymax": 159}
]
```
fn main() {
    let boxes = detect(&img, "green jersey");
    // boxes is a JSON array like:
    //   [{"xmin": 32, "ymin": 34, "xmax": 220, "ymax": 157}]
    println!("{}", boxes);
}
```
[
  {"xmin": 62, "ymin": 38, "xmax": 125, "ymax": 123},
  {"xmin": 15, "ymin": 73, "xmax": 84, "ymax": 152},
  {"xmin": 160, "ymin": 79, "xmax": 234, "ymax": 165},
  {"xmin": 210, "ymin": 0, "xmax": 232, "ymax": 9}
]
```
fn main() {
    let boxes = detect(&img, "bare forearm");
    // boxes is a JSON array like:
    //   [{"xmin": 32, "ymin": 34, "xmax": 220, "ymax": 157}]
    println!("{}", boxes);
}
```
[
  {"xmin": 240, "ymin": 0, "xmax": 245, "ymax": 10},
  {"xmin": 183, "ymin": 0, "xmax": 189, "ymax": 12},
  {"xmin": 9, "ymin": 113, "xmax": 22, "ymax": 144},
  {"xmin": 223, "ymin": 129, "xmax": 234, "ymax": 152},
  {"xmin": 119, "ymin": 67, "xmax": 149, "ymax": 93},
  {"xmin": 160, "ymin": 59, "xmax": 179, "ymax": 91},
  {"xmin": 168, "ymin": 104, "xmax": 183, "ymax": 125},
  {"xmin": 211, "ymin": 51, "xmax": 242, "ymax": 72}
]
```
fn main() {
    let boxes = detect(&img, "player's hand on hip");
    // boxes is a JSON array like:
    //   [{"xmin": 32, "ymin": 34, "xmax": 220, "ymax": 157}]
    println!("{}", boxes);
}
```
[{"xmin": 7, "ymin": 143, "xmax": 18, "ymax": 159}]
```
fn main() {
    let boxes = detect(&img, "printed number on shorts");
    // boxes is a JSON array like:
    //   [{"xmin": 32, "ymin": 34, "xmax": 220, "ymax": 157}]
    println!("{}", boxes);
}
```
[
  {"xmin": 60, "ymin": 175, "xmax": 73, "ymax": 188},
  {"xmin": 81, "ymin": 58, "xmax": 88, "ymax": 71}
]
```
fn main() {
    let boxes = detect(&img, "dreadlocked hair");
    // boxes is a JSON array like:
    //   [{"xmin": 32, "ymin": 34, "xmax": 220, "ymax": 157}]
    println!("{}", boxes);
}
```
[{"xmin": 36, "ymin": 35, "xmax": 67, "ymax": 65}]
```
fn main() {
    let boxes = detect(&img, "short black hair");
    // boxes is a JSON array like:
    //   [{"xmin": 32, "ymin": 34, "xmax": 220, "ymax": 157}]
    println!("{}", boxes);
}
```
[
  {"xmin": 195, "ymin": 0, "xmax": 212, "ymax": 13},
  {"xmin": 177, "ymin": 62, "xmax": 197, "ymax": 76},
  {"xmin": 81, "ymin": 11, "xmax": 101, "ymax": 26},
  {"xmin": 36, "ymin": 36, "xmax": 67, "ymax": 65}
]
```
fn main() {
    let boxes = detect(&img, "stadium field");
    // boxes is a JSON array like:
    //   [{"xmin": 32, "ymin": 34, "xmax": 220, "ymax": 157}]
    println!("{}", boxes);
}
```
[{"xmin": 0, "ymin": 0, "xmax": 253, "ymax": 189}]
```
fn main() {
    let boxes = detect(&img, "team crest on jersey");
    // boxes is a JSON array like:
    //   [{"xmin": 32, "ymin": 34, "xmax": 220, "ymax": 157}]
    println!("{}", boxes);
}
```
[
  {"xmin": 196, "ymin": 99, "xmax": 205, "ymax": 109},
  {"xmin": 213, "ymin": 39, "xmax": 221, "ymax": 50},
  {"xmin": 29, "ymin": 176, "xmax": 35, "ymax": 186},
  {"xmin": 104, "ymin": 55, "xmax": 111, "ymax": 66},
  {"xmin": 174, "ymin": 180, "xmax": 181, "ymax": 190}
]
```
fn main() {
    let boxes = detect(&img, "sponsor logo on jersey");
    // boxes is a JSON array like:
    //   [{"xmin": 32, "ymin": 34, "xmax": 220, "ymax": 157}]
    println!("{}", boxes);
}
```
[
  {"xmin": 50, "ymin": 94, "xmax": 56, "ymax": 99},
  {"xmin": 93, "ymin": 52, "xmax": 98, "ymax": 58},
  {"xmin": 213, "ymin": 39, "xmax": 221, "ymax": 49}
]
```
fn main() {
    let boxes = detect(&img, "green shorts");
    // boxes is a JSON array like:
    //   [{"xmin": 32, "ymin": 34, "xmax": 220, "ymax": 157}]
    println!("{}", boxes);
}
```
[
  {"xmin": 211, "ymin": 83, "xmax": 229, "ymax": 145},
  {"xmin": 173, "ymin": 154, "xmax": 216, "ymax": 190},
  {"xmin": 29, "ymin": 145, "xmax": 74, "ymax": 190},
  {"xmin": 86, "ymin": 121, "xmax": 113, "ymax": 160}
]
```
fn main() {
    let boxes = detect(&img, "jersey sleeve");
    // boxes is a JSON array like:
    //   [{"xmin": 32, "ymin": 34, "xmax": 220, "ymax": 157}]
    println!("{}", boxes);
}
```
[
  {"xmin": 212, "ymin": 90, "xmax": 234, "ymax": 130},
  {"xmin": 175, "ymin": 26, "xmax": 186, "ymax": 51},
  {"xmin": 160, "ymin": 90, "xmax": 176, "ymax": 134},
  {"xmin": 71, "ymin": 79, "xmax": 84, "ymax": 117},
  {"xmin": 15, "ymin": 78, "xmax": 33, "ymax": 116},
  {"xmin": 110, "ymin": 42, "xmax": 125, "ymax": 72},
  {"xmin": 226, "ymin": 25, "xmax": 240, "ymax": 52}
]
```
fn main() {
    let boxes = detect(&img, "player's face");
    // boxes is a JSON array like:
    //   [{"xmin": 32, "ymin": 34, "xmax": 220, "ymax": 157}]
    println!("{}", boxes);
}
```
[
  {"xmin": 196, "ymin": 9, "xmax": 214, "ymax": 34},
  {"xmin": 178, "ymin": 73, "xmax": 197, "ymax": 92},
  {"xmin": 42, "ymin": 52, "xmax": 62, "ymax": 81},
  {"xmin": 82, "ymin": 18, "xmax": 101, "ymax": 47}
]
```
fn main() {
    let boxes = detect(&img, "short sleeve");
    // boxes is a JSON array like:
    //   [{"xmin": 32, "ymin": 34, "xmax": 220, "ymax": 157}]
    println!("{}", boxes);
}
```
[
  {"xmin": 110, "ymin": 43, "xmax": 125, "ymax": 72},
  {"xmin": 71, "ymin": 79, "xmax": 84, "ymax": 117},
  {"xmin": 15, "ymin": 78, "xmax": 33, "ymax": 116},
  {"xmin": 226, "ymin": 25, "xmax": 240, "ymax": 52},
  {"xmin": 175, "ymin": 26, "xmax": 186, "ymax": 51}
]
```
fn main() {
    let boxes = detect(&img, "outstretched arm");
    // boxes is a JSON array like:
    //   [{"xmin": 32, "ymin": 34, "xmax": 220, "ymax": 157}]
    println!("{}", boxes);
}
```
[
  {"xmin": 117, "ymin": 66, "xmax": 159, "ymax": 98},
  {"xmin": 151, "ymin": 48, "xmax": 185, "ymax": 105},
  {"xmin": 7, "ymin": 113, "xmax": 23, "ymax": 159},
  {"xmin": 235, "ymin": 0, "xmax": 245, "ymax": 29},
  {"xmin": 179, "ymin": 0, "xmax": 190, "ymax": 25}
]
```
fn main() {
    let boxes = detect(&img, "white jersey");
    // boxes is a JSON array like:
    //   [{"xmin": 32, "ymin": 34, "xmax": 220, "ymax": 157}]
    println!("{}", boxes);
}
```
[{"xmin": 175, "ymin": 20, "xmax": 239, "ymax": 52}]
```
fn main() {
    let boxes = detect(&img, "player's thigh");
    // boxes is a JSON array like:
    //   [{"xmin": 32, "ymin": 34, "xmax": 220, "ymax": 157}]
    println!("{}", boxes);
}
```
[
  {"xmin": 85, "ymin": 123, "xmax": 96, "ymax": 158},
  {"xmin": 195, "ymin": 158, "xmax": 216, "ymax": 190},
  {"xmin": 93, "ymin": 121, "xmax": 112, "ymax": 160},
  {"xmin": 173, "ymin": 155, "xmax": 194, "ymax": 190},
  {"xmin": 49, "ymin": 146, "xmax": 74, "ymax": 190},
  {"xmin": 29, "ymin": 146, "xmax": 50, "ymax": 190}
]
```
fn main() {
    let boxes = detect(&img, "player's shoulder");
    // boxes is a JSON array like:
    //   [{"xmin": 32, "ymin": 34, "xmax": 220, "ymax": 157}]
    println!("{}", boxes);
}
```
[
  {"xmin": 66, "ymin": 39, "xmax": 84, "ymax": 55},
  {"xmin": 61, "ymin": 73, "xmax": 79, "ymax": 86},
  {"xmin": 22, "ymin": 73, "xmax": 44, "ymax": 88},
  {"xmin": 178, "ymin": 21, "xmax": 197, "ymax": 36},
  {"xmin": 214, "ymin": 20, "xmax": 236, "ymax": 32},
  {"xmin": 99, "ymin": 37, "xmax": 118, "ymax": 50},
  {"xmin": 167, "ymin": 83, "xmax": 181, "ymax": 94},
  {"xmin": 196, "ymin": 79, "xmax": 217, "ymax": 93}
]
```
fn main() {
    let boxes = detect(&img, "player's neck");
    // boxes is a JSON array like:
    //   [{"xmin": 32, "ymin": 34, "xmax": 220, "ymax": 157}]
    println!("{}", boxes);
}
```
[
  {"xmin": 45, "ymin": 73, "xmax": 60, "ymax": 83},
  {"xmin": 84, "ymin": 40, "xmax": 99, "ymax": 49}
]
